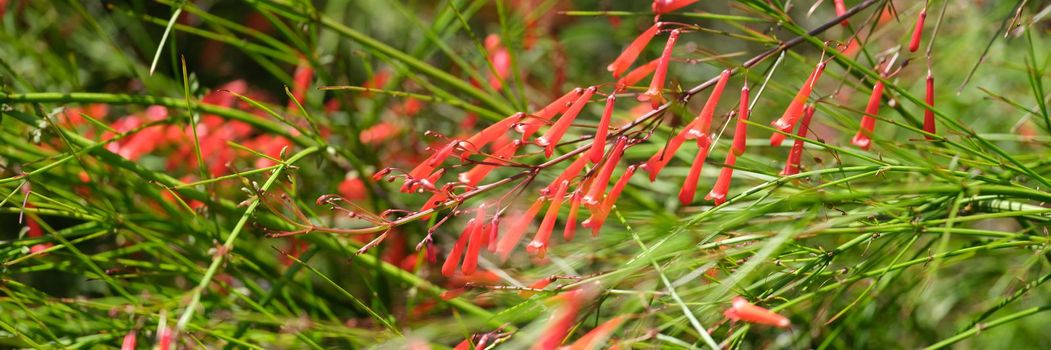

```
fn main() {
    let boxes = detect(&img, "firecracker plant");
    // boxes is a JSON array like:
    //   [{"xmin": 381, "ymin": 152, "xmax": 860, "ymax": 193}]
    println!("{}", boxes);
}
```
[{"xmin": 2, "ymin": 0, "xmax": 1051, "ymax": 349}]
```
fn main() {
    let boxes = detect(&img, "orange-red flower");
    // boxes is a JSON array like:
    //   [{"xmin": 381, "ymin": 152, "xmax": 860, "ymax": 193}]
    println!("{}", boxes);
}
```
[
  {"xmin": 685, "ymin": 69, "xmax": 731, "ymax": 141},
  {"xmin": 781, "ymin": 104, "xmax": 816, "ymax": 176},
  {"xmin": 520, "ymin": 88, "xmax": 584, "ymax": 141},
  {"xmin": 615, "ymin": 59, "xmax": 659, "ymax": 92},
  {"xmin": 495, "ymin": 198, "xmax": 546, "ymax": 260},
  {"xmin": 652, "ymin": 0, "xmax": 700, "ymax": 15},
  {"xmin": 582, "ymin": 137, "xmax": 628, "ymax": 206},
  {"xmin": 639, "ymin": 29, "xmax": 681, "ymax": 108},
  {"xmin": 851, "ymin": 80, "xmax": 885, "ymax": 150},
  {"xmin": 678, "ymin": 138, "xmax": 710, "ymax": 205},
  {"xmin": 528, "ymin": 180, "xmax": 570, "ymax": 257},
  {"xmin": 607, "ymin": 23, "xmax": 660, "ymax": 78},
  {"xmin": 538, "ymin": 86, "xmax": 598, "ymax": 157},
  {"xmin": 723, "ymin": 296, "xmax": 791, "ymax": 328},
  {"xmin": 770, "ymin": 61, "xmax": 825, "ymax": 147},
  {"xmin": 924, "ymin": 70, "xmax": 936, "ymax": 139},
  {"xmin": 909, "ymin": 8, "xmax": 927, "ymax": 53},
  {"xmin": 588, "ymin": 94, "xmax": 617, "ymax": 163}
]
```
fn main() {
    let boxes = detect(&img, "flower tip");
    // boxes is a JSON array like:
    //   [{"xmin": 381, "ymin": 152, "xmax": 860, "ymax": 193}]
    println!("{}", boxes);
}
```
[{"xmin": 851, "ymin": 134, "xmax": 871, "ymax": 150}]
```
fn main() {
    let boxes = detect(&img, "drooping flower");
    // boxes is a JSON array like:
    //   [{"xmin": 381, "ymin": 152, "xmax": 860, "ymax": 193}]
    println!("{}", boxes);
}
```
[
  {"xmin": 582, "ymin": 137, "xmax": 628, "ymax": 206},
  {"xmin": 639, "ymin": 29, "xmax": 681, "ymax": 108},
  {"xmin": 909, "ymin": 8, "xmax": 928, "ymax": 53},
  {"xmin": 461, "ymin": 204, "xmax": 489, "ymax": 275},
  {"xmin": 543, "ymin": 155, "xmax": 589, "ymax": 196},
  {"xmin": 563, "ymin": 190, "xmax": 583, "ymax": 241},
  {"xmin": 458, "ymin": 141, "xmax": 521, "ymax": 186},
  {"xmin": 781, "ymin": 104, "xmax": 816, "ymax": 176},
  {"xmin": 288, "ymin": 55, "xmax": 314, "ymax": 109},
  {"xmin": 834, "ymin": 0, "xmax": 848, "ymax": 26},
  {"xmin": 615, "ymin": 59, "xmax": 660, "ymax": 92},
  {"xmin": 533, "ymin": 287, "xmax": 595, "ymax": 350},
  {"xmin": 652, "ymin": 0, "xmax": 700, "ymax": 15},
  {"xmin": 583, "ymin": 164, "xmax": 637, "ymax": 236},
  {"xmin": 566, "ymin": 315, "xmax": 627, "ymax": 350},
  {"xmin": 732, "ymin": 85, "xmax": 751, "ymax": 156},
  {"xmin": 495, "ymin": 198, "xmax": 546, "ymax": 260},
  {"xmin": 723, "ymin": 296, "xmax": 791, "ymax": 328},
  {"xmin": 528, "ymin": 180, "xmax": 570, "ymax": 257},
  {"xmin": 685, "ymin": 69, "xmax": 732, "ymax": 141},
  {"xmin": 485, "ymin": 34, "xmax": 512, "ymax": 90},
  {"xmin": 460, "ymin": 112, "xmax": 523, "ymax": 160},
  {"xmin": 643, "ymin": 120, "xmax": 695, "ymax": 181},
  {"xmin": 442, "ymin": 218, "xmax": 474, "ymax": 277},
  {"xmin": 770, "ymin": 61, "xmax": 826, "ymax": 147},
  {"xmin": 705, "ymin": 153, "xmax": 735, "ymax": 205},
  {"xmin": 520, "ymin": 88, "xmax": 584, "ymax": 141},
  {"xmin": 706, "ymin": 86, "xmax": 750, "ymax": 205},
  {"xmin": 121, "ymin": 330, "xmax": 137, "ymax": 350},
  {"xmin": 924, "ymin": 70, "xmax": 936, "ymax": 139},
  {"xmin": 677, "ymin": 138, "xmax": 711, "ymax": 205},
  {"xmin": 607, "ymin": 23, "xmax": 661, "ymax": 78},
  {"xmin": 588, "ymin": 94, "xmax": 617, "ymax": 163},
  {"xmin": 537, "ymin": 86, "xmax": 598, "ymax": 157},
  {"xmin": 851, "ymin": 80, "xmax": 885, "ymax": 150}
]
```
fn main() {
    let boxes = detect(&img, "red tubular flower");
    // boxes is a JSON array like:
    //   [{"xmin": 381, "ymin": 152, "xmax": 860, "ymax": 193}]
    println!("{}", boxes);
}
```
[
  {"xmin": 418, "ymin": 189, "xmax": 450, "ymax": 218},
  {"xmin": 543, "ymin": 155, "xmax": 589, "ymax": 196},
  {"xmin": 538, "ymin": 86, "xmax": 598, "ymax": 157},
  {"xmin": 851, "ymin": 80, "xmax": 885, "ymax": 150},
  {"xmin": 732, "ymin": 85, "xmax": 751, "ymax": 156},
  {"xmin": 528, "ymin": 180, "xmax": 570, "ymax": 257},
  {"xmin": 770, "ymin": 61, "xmax": 826, "ymax": 147},
  {"xmin": 459, "ymin": 141, "xmax": 521, "ymax": 186},
  {"xmin": 442, "ymin": 218, "xmax": 474, "ymax": 277},
  {"xmin": 460, "ymin": 112, "xmax": 523, "ymax": 160},
  {"xmin": 909, "ymin": 8, "xmax": 927, "ymax": 53},
  {"xmin": 156, "ymin": 326, "xmax": 172, "ymax": 350},
  {"xmin": 615, "ymin": 59, "xmax": 659, "ymax": 92},
  {"xmin": 485, "ymin": 34, "xmax": 512, "ymax": 90},
  {"xmin": 677, "ymin": 138, "xmax": 711, "ymax": 205},
  {"xmin": 723, "ymin": 296, "xmax": 791, "ymax": 328},
  {"xmin": 639, "ymin": 29, "xmax": 681, "ymax": 108},
  {"xmin": 288, "ymin": 56, "xmax": 313, "ymax": 109},
  {"xmin": 563, "ymin": 190, "xmax": 583, "ymax": 241},
  {"xmin": 121, "ymin": 330, "xmax": 137, "ymax": 350},
  {"xmin": 462, "ymin": 205, "xmax": 489, "ymax": 275},
  {"xmin": 685, "ymin": 69, "xmax": 731, "ymax": 141},
  {"xmin": 705, "ymin": 152, "xmax": 735, "ymax": 205},
  {"xmin": 360, "ymin": 122, "xmax": 400, "ymax": 144},
  {"xmin": 643, "ymin": 120, "xmax": 695, "ymax": 181},
  {"xmin": 583, "ymin": 137, "xmax": 628, "ymax": 206},
  {"xmin": 924, "ymin": 70, "xmax": 936, "ymax": 140},
  {"xmin": 533, "ymin": 288, "xmax": 593, "ymax": 350},
  {"xmin": 520, "ymin": 88, "xmax": 584, "ymax": 141},
  {"xmin": 781, "ymin": 104, "xmax": 816, "ymax": 176},
  {"xmin": 567, "ymin": 315, "xmax": 627, "ymax": 350},
  {"xmin": 495, "ymin": 198, "xmax": 546, "ymax": 260},
  {"xmin": 588, "ymin": 95, "xmax": 617, "ymax": 163},
  {"xmin": 834, "ymin": 0, "xmax": 848, "ymax": 26},
  {"xmin": 607, "ymin": 23, "xmax": 661, "ymax": 78},
  {"xmin": 487, "ymin": 216, "xmax": 501, "ymax": 252},
  {"xmin": 404, "ymin": 140, "xmax": 459, "ymax": 192},
  {"xmin": 583, "ymin": 164, "xmax": 637, "ymax": 236},
  {"xmin": 652, "ymin": 0, "xmax": 700, "ymax": 15}
]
